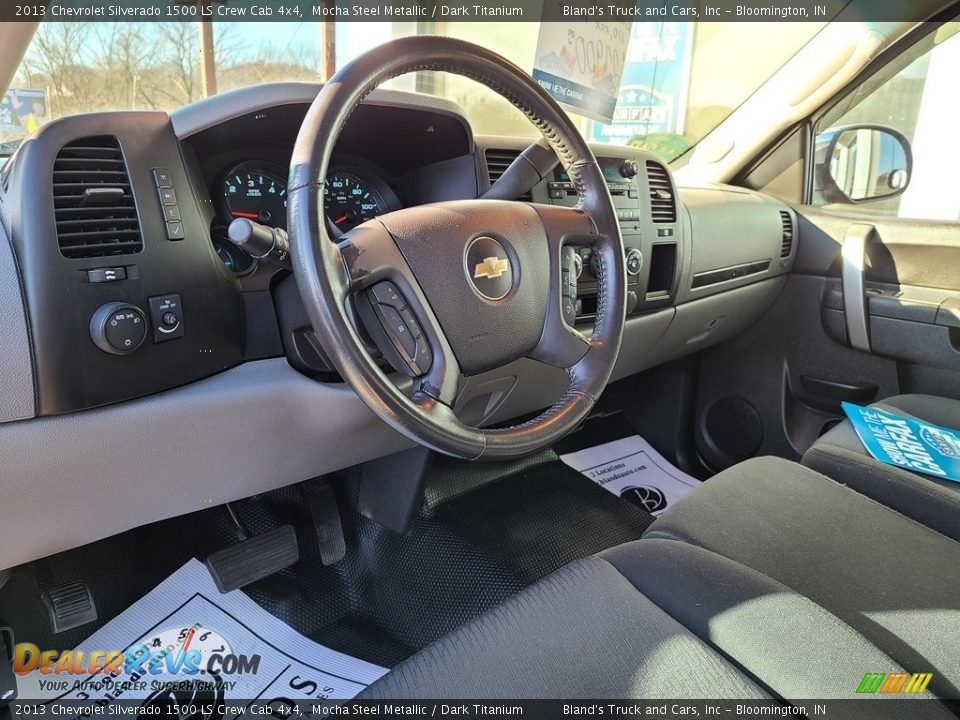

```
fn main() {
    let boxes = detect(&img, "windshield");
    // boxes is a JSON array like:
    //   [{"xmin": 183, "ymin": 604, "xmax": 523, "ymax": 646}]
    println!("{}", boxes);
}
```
[{"xmin": 3, "ymin": 21, "xmax": 823, "ymax": 162}]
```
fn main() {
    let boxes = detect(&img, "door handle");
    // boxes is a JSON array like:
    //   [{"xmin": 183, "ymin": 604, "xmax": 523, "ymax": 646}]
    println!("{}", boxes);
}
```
[{"xmin": 841, "ymin": 223, "xmax": 874, "ymax": 353}]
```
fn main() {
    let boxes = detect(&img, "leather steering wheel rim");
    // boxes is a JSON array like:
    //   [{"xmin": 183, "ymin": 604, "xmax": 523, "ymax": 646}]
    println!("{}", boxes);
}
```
[{"xmin": 288, "ymin": 36, "xmax": 626, "ymax": 460}]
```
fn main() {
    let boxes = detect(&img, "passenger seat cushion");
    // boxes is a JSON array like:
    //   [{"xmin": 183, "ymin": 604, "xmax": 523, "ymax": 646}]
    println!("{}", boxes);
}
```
[
  {"xmin": 643, "ymin": 457, "xmax": 960, "ymax": 698},
  {"xmin": 802, "ymin": 394, "xmax": 960, "ymax": 542},
  {"xmin": 360, "ymin": 555, "xmax": 768, "ymax": 700},
  {"xmin": 602, "ymin": 539, "xmax": 927, "ymax": 705}
]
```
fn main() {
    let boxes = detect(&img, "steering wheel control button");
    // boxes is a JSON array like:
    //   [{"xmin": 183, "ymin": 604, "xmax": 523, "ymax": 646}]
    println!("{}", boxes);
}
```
[
  {"xmin": 370, "ymin": 281, "xmax": 404, "ymax": 307},
  {"xmin": 87, "ymin": 267, "xmax": 127, "ymax": 284},
  {"xmin": 561, "ymin": 246, "xmax": 579, "ymax": 325},
  {"xmin": 365, "ymin": 281, "xmax": 432, "ymax": 376},
  {"xmin": 465, "ymin": 236, "xmax": 513, "ymax": 301},
  {"xmin": 625, "ymin": 248, "xmax": 644, "ymax": 276},
  {"xmin": 148, "ymin": 294, "xmax": 184, "ymax": 343},
  {"xmin": 90, "ymin": 302, "xmax": 147, "ymax": 355}
]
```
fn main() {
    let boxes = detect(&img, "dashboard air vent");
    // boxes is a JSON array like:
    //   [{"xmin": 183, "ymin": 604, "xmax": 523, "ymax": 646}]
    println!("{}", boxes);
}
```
[
  {"xmin": 779, "ymin": 210, "xmax": 793, "ymax": 258},
  {"xmin": 53, "ymin": 136, "xmax": 142, "ymax": 258},
  {"xmin": 485, "ymin": 148, "xmax": 532, "ymax": 201},
  {"xmin": 646, "ymin": 160, "xmax": 676, "ymax": 223}
]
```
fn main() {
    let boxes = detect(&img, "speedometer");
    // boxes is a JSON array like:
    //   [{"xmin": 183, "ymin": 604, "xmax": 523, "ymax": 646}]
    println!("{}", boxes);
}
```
[
  {"xmin": 223, "ymin": 163, "xmax": 287, "ymax": 228},
  {"xmin": 324, "ymin": 172, "xmax": 388, "ymax": 233}
]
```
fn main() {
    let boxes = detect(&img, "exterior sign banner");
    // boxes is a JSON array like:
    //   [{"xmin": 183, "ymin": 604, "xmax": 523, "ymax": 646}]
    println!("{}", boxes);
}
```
[
  {"xmin": 532, "ymin": 15, "xmax": 632, "ymax": 123},
  {"xmin": 842, "ymin": 401, "xmax": 960, "ymax": 482},
  {"xmin": 0, "ymin": 89, "xmax": 48, "ymax": 135},
  {"xmin": 588, "ymin": 22, "xmax": 693, "ymax": 147}
]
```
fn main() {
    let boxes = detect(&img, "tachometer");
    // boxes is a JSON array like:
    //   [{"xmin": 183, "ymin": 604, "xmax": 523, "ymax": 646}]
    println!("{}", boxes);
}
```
[
  {"xmin": 324, "ymin": 171, "xmax": 388, "ymax": 233},
  {"xmin": 223, "ymin": 163, "xmax": 287, "ymax": 228}
]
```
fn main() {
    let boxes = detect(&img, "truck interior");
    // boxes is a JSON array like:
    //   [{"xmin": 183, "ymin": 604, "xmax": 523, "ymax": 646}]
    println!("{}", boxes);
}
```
[{"xmin": 0, "ymin": 6, "xmax": 959, "ymax": 712}]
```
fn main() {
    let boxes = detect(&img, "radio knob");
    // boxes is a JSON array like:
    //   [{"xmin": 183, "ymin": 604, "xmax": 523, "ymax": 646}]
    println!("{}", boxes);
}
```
[
  {"xmin": 619, "ymin": 160, "xmax": 639, "ymax": 179},
  {"xmin": 90, "ymin": 302, "xmax": 147, "ymax": 355}
]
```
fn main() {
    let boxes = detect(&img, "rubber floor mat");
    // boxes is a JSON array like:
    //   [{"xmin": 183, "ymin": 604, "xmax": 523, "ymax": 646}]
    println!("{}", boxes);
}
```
[
  {"xmin": 0, "ymin": 451, "xmax": 654, "ymax": 671},
  {"xmin": 13, "ymin": 559, "xmax": 387, "ymax": 703}
]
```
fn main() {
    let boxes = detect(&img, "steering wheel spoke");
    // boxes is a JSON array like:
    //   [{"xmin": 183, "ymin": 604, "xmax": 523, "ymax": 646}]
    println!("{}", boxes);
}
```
[
  {"xmin": 527, "ymin": 204, "xmax": 599, "ymax": 369},
  {"xmin": 339, "ymin": 220, "xmax": 462, "ymax": 406}
]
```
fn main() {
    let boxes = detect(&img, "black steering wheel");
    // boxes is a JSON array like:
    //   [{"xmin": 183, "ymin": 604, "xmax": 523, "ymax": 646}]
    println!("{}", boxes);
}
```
[{"xmin": 288, "ymin": 36, "xmax": 626, "ymax": 460}]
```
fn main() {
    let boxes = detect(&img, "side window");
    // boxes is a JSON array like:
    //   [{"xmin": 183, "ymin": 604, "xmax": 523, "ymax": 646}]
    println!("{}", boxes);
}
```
[{"xmin": 812, "ymin": 22, "xmax": 960, "ymax": 221}]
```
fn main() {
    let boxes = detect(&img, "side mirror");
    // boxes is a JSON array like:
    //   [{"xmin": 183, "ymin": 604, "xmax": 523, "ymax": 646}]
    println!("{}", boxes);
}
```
[{"xmin": 814, "ymin": 125, "xmax": 912, "ymax": 204}]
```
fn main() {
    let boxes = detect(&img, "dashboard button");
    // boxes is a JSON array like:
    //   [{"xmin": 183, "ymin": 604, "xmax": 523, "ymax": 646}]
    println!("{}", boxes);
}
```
[
  {"xmin": 165, "ymin": 221, "xmax": 184, "ymax": 240},
  {"xmin": 148, "ymin": 294, "xmax": 184, "ymax": 343},
  {"xmin": 162, "ymin": 205, "xmax": 181, "ymax": 222},
  {"xmin": 158, "ymin": 188, "xmax": 177, "ymax": 206},
  {"xmin": 87, "ymin": 267, "xmax": 127, "ymax": 283},
  {"xmin": 152, "ymin": 168, "xmax": 173, "ymax": 188}
]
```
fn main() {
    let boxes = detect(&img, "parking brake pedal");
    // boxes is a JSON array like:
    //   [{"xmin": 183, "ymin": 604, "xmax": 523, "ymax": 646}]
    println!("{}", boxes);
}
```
[
  {"xmin": 205, "ymin": 525, "xmax": 299, "ymax": 593},
  {"xmin": 40, "ymin": 580, "xmax": 98, "ymax": 634}
]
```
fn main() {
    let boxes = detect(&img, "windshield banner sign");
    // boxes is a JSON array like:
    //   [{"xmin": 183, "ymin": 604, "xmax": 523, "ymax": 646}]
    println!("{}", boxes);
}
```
[
  {"xmin": 532, "ymin": 15, "xmax": 632, "ymax": 123},
  {"xmin": 588, "ymin": 22, "xmax": 693, "ymax": 149},
  {"xmin": 842, "ymin": 402, "xmax": 960, "ymax": 483},
  {"xmin": 0, "ymin": 89, "xmax": 47, "ymax": 135}
]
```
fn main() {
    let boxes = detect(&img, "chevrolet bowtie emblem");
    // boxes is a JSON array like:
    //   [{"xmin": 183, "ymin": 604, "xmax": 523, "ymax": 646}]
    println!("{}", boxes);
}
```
[{"xmin": 474, "ymin": 256, "xmax": 509, "ymax": 280}]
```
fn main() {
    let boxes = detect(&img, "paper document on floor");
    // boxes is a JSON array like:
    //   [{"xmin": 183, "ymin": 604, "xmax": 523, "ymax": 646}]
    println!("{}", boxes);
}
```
[
  {"xmin": 17, "ymin": 558, "xmax": 387, "ymax": 708},
  {"xmin": 560, "ymin": 435, "xmax": 699, "ymax": 515}
]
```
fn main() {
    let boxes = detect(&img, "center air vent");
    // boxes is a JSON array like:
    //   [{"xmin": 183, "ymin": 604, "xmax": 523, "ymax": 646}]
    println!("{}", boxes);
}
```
[
  {"xmin": 646, "ymin": 160, "xmax": 676, "ymax": 223},
  {"xmin": 485, "ymin": 148, "xmax": 532, "ymax": 201},
  {"xmin": 53, "ymin": 136, "xmax": 142, "ymax": 259},
  {"xmin": 779, "ymin": 210, "xmax": 794, "ymax": 258}
]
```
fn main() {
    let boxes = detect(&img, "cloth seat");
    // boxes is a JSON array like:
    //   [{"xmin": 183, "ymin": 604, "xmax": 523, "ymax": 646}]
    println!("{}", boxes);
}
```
[
  {"xmin": 801, "ymin": 394, "xmax": 960, "ymax": 542},
  {"xmin": 360, "ymin": 458, "xmax": 959, "ymax": 715}
]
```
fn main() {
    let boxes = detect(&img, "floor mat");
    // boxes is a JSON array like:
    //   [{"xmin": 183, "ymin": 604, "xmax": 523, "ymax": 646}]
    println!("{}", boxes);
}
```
[
  {"xmin": 0, "ymin": 450, "xmax": 654, "ymax": 672},
  {"xmin": 559, "ymin": 434, "xmax": 700, "ymax": 515},
  {"xmin": 14, "ymin": 560, "xmax": 387, "ymax": 703}
]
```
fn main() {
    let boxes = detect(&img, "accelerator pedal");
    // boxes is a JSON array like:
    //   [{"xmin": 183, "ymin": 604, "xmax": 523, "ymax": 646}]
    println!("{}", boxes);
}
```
[
  {"xmin": 205, "ymin": 525, "xmax": 299, "ymax": 593},
  {"xmin": 300, "ymin": 481, "xmax": 346, "ymax": 566}
]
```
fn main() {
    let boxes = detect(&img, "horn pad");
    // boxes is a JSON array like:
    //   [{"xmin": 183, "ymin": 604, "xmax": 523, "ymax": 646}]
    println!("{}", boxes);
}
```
[{"xmin": 379, "ymin": 200, "xmax": 550, "ymax": 376}]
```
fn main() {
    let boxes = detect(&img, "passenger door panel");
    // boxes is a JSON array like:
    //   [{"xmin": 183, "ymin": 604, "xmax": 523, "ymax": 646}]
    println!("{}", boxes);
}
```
[{"xmin": 692, "ymin": 208, "xmax": 960, "ymax": 472}]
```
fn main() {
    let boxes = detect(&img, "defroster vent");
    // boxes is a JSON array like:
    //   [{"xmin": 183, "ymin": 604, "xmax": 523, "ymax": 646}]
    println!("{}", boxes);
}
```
[{"xmin": 53, "ymin": 136, "xmax": 142, "ymax": 258}]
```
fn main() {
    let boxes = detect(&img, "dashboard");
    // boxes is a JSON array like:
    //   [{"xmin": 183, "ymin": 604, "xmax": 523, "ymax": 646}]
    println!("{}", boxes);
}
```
[
  {"xmin": 0, "ymin": 84, "xmax": 797, "ymax": 571},
  {"xmin": 0, "ymin": 85, "xmax": 797, "ymax": 416}
]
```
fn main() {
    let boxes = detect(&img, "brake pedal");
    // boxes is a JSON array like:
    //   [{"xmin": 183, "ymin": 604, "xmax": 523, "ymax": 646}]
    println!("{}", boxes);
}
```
[
  {"xmin": 205, "ymin": 525, "xmax": 299, "ymax": 593},
  {"xmin": 39, "ymin": 580, "xmax": 98, "ymax": 634}
]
